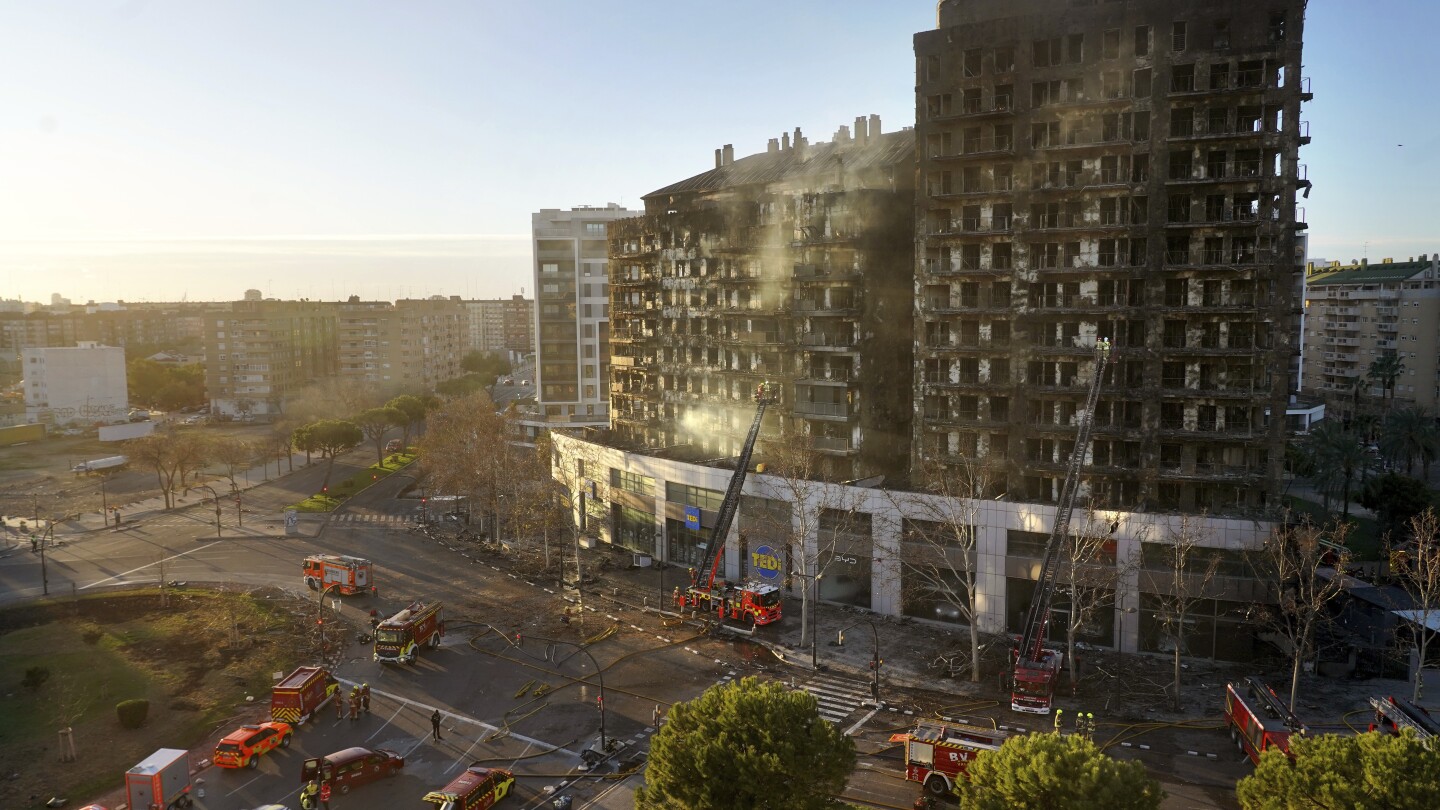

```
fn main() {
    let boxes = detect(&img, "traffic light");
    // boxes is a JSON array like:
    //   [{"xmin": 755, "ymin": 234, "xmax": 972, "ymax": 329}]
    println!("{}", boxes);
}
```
[
  {"xmin": 596, "ymin": 695, "xmax": 604, "ymax": 709},
  {"xmin": 322, "ymin": 485, "xmax": 328, "ymax": 494}
]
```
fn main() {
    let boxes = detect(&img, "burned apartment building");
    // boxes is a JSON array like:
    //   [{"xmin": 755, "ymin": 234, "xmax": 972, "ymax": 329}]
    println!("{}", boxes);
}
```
[
  {"xmin": 608, "ymin": 119, "xmax": 914, "ymax": 481},
  {"xmin": 915, "ymin": 0, "xmax": 1309, "ymax": 514}
]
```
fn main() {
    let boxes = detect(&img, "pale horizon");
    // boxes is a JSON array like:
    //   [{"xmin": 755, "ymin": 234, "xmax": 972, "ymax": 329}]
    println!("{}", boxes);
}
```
[{"xmin": 1, "ymin": 1, "xmax": 1436, "ymax": 304}]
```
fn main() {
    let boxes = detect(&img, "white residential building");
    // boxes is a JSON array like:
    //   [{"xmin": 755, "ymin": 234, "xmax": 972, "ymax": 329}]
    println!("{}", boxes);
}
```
[
  {"xmin": 523, "ymin": 204, "xmax": 638, "ymax": 442},
  {"xmin": 23, "ymin": 342, "xmax": 128, "ymax": 426}
]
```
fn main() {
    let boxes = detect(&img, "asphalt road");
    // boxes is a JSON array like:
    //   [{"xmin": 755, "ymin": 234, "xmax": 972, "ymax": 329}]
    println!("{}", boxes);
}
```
[
  {"xmin": 0, "ymin": 463, "xmax": 748, "ymax": 810},
  {"xmin": 0, "ymin": 456, "xmax": 1255, "ymax": 810}
]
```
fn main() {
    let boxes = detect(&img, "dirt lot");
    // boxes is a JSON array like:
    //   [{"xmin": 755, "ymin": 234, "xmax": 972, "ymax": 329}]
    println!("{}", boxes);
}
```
[
  {"xmin": 0, "ymin": 421, "xmax": 284, "ymax": 522},
  {"xmin": 0, "ymin": 588, "xmax": 328, "ymax": 809}
]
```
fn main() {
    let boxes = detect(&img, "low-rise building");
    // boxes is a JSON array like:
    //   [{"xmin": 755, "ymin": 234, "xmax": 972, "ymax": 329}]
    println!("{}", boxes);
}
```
[{"xmin": 22, "ymin": 342, "xmax": 128, "ymax": 426}]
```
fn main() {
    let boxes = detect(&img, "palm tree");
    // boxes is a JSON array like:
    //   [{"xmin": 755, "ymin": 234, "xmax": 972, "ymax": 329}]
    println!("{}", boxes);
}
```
[
  {"xmin": 1380, "ymin": 407, "xmax": 1439, "ymax": 479},
  {"xmin": 1368, "ymin": 353, "xmax": 1405, "ymax": 412},
  {"xmin": 1308, "ymin": 421, "xmax": 1370, "ymax": 520}
]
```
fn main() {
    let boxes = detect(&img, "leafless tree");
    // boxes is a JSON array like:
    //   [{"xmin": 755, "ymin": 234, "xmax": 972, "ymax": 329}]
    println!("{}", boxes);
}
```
[
  {"xmin": 209, "ymin": 437, "xmax": 255, "ymax": 491},
  {"xmin": 511, "ymin": 437, "xmax": 569, "ymax": 571},
  {"xmin": 754, "ymin": 431, "xmax": 859, "ymax": 650},
  {"xmin": 286, "ymin": 377, "xmax": 385, "ymax": 423},
  {"xmin": 1251, "ymin": 516, "xmax": 1352, "ymax": 713},
  {"xmin": 1057, "ymin": 508, "xmax": 1133, "ymax": 691},
  {"xmin": 125, "ymin": 433, "xmax": 182, "ymax": 509},
  {"xmin": 889, "ymin": 456, "xmax": 990, "ymax": 682},
  {"xmin": 416, "ymin": 391, "xmax": 511, "ymax": 535},
  {"xmin": 173, "ymin": 432, "xmax": 211, "ymax": 490},
  {"xmin": 1143, "ymin": 515, "xmax": 1223, "ymax": 711},
  {"xmin": 48, "ymin": 672, "xmax": 93, "ymax": 763},
  {"xmin": 1394, "ymin": 508, "xmax": 1440, "ymax": 703}
]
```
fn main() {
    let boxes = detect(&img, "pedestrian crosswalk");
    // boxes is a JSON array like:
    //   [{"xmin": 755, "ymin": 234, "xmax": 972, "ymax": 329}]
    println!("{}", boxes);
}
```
[
  {"xmin": 796, "ymin": 672, "xmax": 874, "ymax": 724},
  {"xmin": 330, "ymin": 513, "xmax": 415, "ymax": 525}
]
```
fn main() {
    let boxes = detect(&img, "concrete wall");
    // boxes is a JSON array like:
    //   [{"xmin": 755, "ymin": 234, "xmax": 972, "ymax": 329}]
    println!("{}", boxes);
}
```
[{"xmin": 555, "ymin": 432, "xmax": 1275, "ymax": 655}]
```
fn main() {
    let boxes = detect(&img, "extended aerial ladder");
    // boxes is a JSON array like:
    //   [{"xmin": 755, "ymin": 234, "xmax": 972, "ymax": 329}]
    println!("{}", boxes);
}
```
[
  {"xmin": 1369, "ymin": 695, "xmax": 1440, "ymax": 740},
  {"xmin": 1009, "ymin": 338, "xmax": 1111, "ymax": 714},
  {"xmin": 679, "ymin": 381, "xmax": 784, "ymax": 626}
]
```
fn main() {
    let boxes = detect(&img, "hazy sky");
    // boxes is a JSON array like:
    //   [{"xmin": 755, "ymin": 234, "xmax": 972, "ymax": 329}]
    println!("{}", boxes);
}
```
[{"xmin": 0, "ymin": 1, "xmax": 1434, "ymax": 304}]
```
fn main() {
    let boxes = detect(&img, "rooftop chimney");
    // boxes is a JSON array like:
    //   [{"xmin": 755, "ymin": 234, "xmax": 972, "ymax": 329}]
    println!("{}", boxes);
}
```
[
  {"xmin": 781, "ymin": 132, "xmax": 790, "ymax": 151},
  {"xmin": 835, "ymin": 124, "xmax": 851, "ymax": 143},
  {"xmin": 722, "ymin": 144, "xmax": 734, "ymax": 165},
  {"xmin": 854, "ymin": 115, "xmax": 868, "ymax": 145},
  {"xmin": 793, "ymin": 127, "xmax": 807, "ymax": 160},
  {"xmin": 768, "ymin": 138, "xmax": 779, "ymax": 154},
  {"xmin": 868, "ymin": 114, "xmax": 882, "ymax": 138},
  {"xmin": 715, "ymin": 148, "xmax": 723, "ymax": 169}
]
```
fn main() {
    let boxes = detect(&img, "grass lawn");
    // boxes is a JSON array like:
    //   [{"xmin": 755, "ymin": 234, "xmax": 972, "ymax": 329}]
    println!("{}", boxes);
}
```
[
  {"xmin": 0, "ymin": 589, "xmax": 314, "ymax": 809},
  {"xmin": 290, "ymin": 453, "xmax": 416, "ymax": 512},
  {"xmin": 1284, "ymin": 495, "xmax": 1383, "ymax": 561}
]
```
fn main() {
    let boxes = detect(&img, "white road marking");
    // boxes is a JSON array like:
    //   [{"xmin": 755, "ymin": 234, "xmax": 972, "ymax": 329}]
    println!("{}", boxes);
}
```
[
  {"xmin": 77, "ymin": 541, "xmax": 225, "ymax": 589},
  {"xmin": 447, "ymin": 733, "xmax": 487, "ymax": 773},
  {"xmin": 402, "ymin": 734, "xmax": 432, "ymax": 758},
  {"xmin": 845, "ymin": 707, "xmax": 880, "ymax": 737},
  {"xmin": 225, "ymin": 774, "xmax": 263, "ymax": 796},
  {"xmin": 336, "ymin": 679, "xmax": 578, "ymax": 756},
  {"xmin": 364, "ymin": 705, "xmax": 405, "ymax": 742},
  {"xmin": 507, "ymin": 740, "xmax": 534, "ymax": 772}
]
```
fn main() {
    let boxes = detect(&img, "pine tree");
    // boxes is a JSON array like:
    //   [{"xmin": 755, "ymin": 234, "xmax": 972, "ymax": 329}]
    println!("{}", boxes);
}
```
[
  {"xmin": 1236, "ymin": 731, "xmax": 1440, "ymax": 809},
  {"xmin": 957, "ymin": 732, "xmax": 1163, "ymax": 810},
  {"xmin": 637, "ymin": 676, "xmax": 854, "ymax": 810}
]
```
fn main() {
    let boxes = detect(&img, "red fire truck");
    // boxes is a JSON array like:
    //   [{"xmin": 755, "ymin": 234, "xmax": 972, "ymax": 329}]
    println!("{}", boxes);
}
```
[
  {"xmin": 374, "ymin": 600, "xmax": 444, "ymax": 664},
  {"xmin": 303, "ymin": 554, "xmax": 374, "ymax": 595},
  {"xmin": 1224, "ymin": 677, "xmax": 1307, "ymax": 765},
  {"xmin": 892, "ymin": 720, "xmax": 1009, "ymax": 798},
  {"xmin": 1368, "ymin": 695, "xmax": 1439, "ymax": 739},
  {"xmin": 678, "ymin": 382, "xmax": 784, "ymax": 626}
]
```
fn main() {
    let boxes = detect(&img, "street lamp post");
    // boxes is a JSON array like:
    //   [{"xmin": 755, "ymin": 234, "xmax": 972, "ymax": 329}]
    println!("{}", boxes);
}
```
[
  {"xmin": 230, "ymin": 483, "xmax": 243, "ymax": 527},
  {"xmin": 37, "ymin": 520, "xmax": 51, "ymax": 596},
  {"xmin": 186, "ymin": 485, "xmax": 223, "ymax": 538},
  {"xmin": 515, "ymin": 633, "xmax": 606, "ymax": 755},
  {"xmin": 792, "ymin": 564, "xmax": 823, "ymax": 669},
  {"xmin": 837, "ymin": 619, "xmax": 882, "ymax": 704}
]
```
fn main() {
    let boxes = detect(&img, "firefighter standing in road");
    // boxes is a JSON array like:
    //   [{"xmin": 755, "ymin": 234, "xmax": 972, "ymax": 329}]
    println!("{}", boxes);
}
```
[
  {"xmin": 301, "ymin": 780, "xmax": 319, "ymax": 810},
  {"xmin": 431, "ymin": 708, "xmax": 443, "ymax": 740},
  {"xmin": 361, "ymin": 683, "xmax": 371, "ymax": 713},
  {"xmin": 318, "ymin": 780, "xmax": 332, "ymax": 810},
  {"xmin": 348, "ymin": 690, "xmax": 359, "ymax": 721}
]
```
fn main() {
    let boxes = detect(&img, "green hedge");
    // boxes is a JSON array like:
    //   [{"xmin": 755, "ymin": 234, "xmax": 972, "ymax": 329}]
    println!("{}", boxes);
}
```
[{"xmin": 116, "ymin": 698, "xmax": 149, "ymax": 729}]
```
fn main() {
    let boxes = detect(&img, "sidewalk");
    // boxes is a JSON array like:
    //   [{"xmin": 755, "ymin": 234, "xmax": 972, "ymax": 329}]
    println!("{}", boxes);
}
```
[{"xmin": 2, "ymin": 451, "xmax": 333, "ymax": 540}]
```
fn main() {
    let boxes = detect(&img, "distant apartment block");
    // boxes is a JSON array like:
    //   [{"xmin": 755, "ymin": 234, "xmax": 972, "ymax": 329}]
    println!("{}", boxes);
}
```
[
  {"xmin": 915, "ymin": 0, "xmax": 1309, "ymax": 514},
  {"xmin": 525, "ymin": 204, "xmax": 639, "ymax": 440},
  {"xmin": 204, "ymin": 301, "xmax": 338, "ymax": 416},
  {"xmin": 1301, "ymin": 255, "xmax": 1440, "ymax": 420},
  {"xmin": 0, "ymin": 304, "xmax": 215, "ymax": 354},
  {"xmin": 336, "ymin": 297, "xmax": 468, "ymax": 390},
  {"xmin": 608, "ymin": 119, "xmax": 915, "ymax": 481},
  {"xmin": 465, "ymin": 294, "xmax": 535, "ymax": 360},
  {"xmin": 23, "ymin": 342, "xmax": 128, "ymax": 426}
]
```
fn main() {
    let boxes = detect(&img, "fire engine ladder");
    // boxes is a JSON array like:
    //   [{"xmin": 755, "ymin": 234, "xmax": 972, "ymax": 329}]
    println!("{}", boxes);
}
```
[
  {"xmin": 1370, "ymin": 696, "xmax": 1440, "ymax": 738},
  {"xmin": 1244, "ymin": 677, "xmax": 1305, "ymax": 730},
  {"xmin": 692, "ymin": 382, "xmax": 779, "ymax": 592},
  {"xmin": 1016, "ymin": 339, "xmax": 1111, "ymax": 666}
]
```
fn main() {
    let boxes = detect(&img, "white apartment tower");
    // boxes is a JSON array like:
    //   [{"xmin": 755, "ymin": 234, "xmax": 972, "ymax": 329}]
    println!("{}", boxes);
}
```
[{"xmin": 526, "ymin": 204, "xmax": 638, "ymax": 440}]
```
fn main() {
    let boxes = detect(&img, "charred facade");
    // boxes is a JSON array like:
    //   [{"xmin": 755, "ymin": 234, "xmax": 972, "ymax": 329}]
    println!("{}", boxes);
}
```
[
  {"xmin": 915, "ymin": 0, "xmax": 1309, "ymax": 514},
  {"xmin": 609, "ymin": 121, "xmax": 915, "ymax": 481}
]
